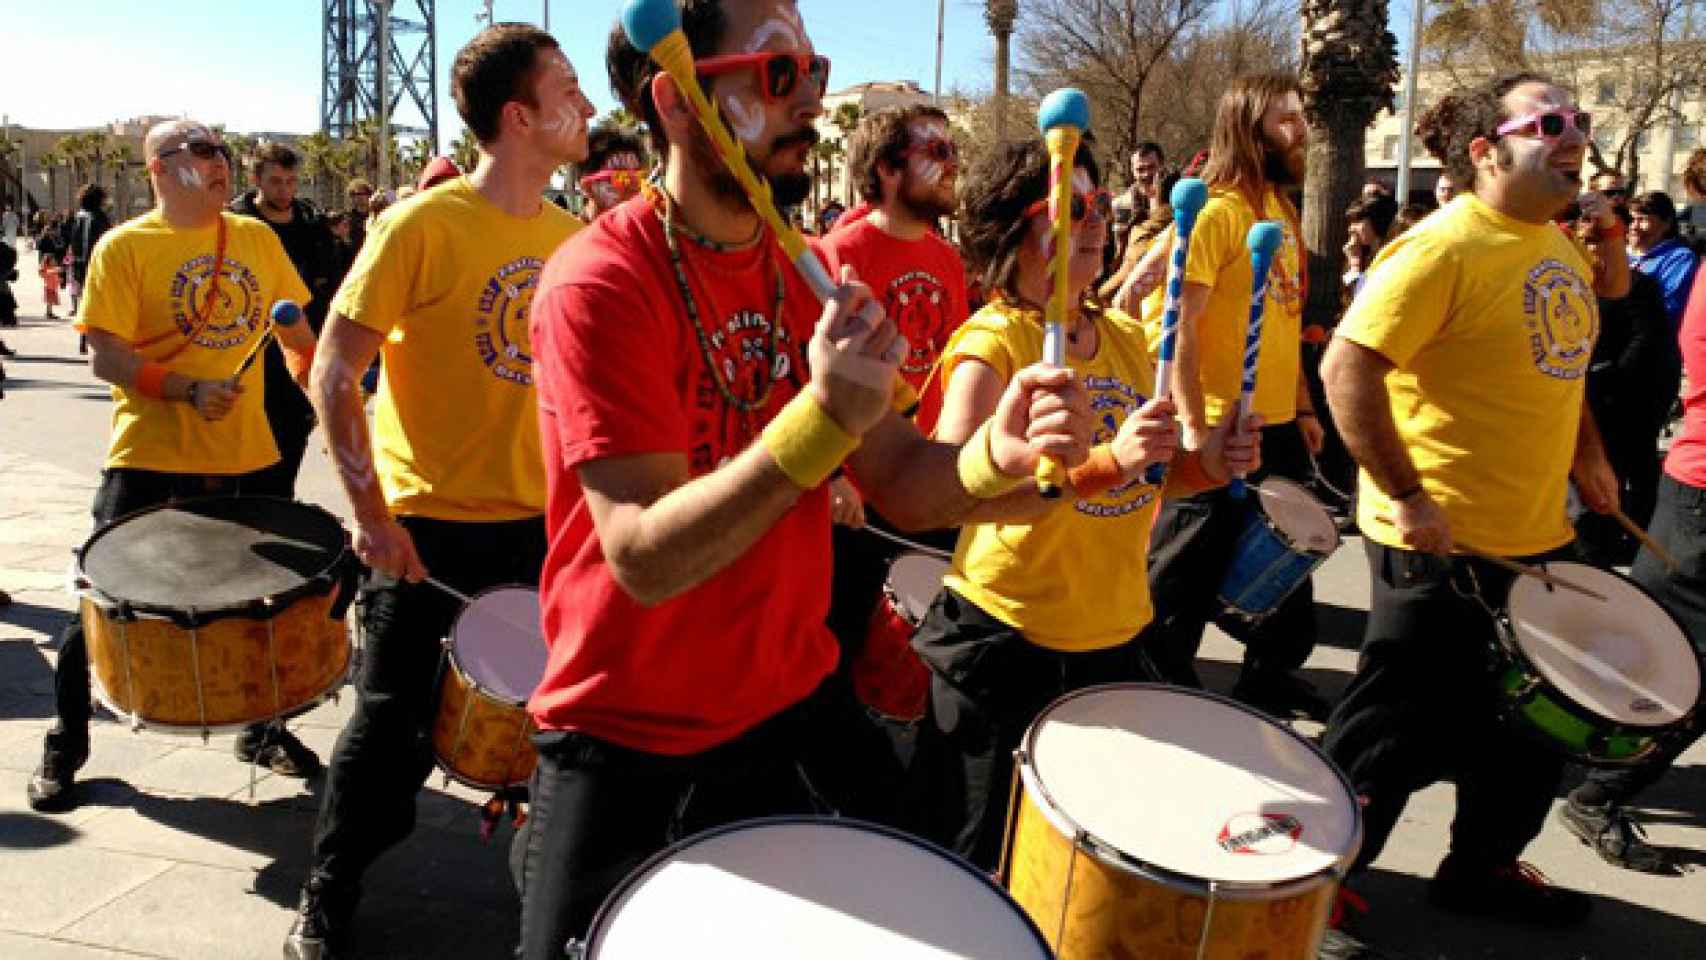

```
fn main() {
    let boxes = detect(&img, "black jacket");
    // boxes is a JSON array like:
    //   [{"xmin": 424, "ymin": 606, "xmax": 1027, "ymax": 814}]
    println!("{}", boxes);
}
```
[
  {"xmin": 68, "ymin": 209, "xmax": 111, "ymax": 285},
  {"xmin": 1587, "ymin": 270, "xmax": 1682, "ymax": 443},
  {"xmin": 230, "ymin": 191, "xmax": 339, "ymax": 329}
]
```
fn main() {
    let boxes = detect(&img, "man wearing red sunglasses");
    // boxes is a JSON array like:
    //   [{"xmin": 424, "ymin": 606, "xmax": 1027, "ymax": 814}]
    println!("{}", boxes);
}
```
[
  {"xmin": 1319, "ymin": 71, "xmax": 1628, "ymax": 953},
  {"xmin": 576, "ymin": 123, "xmax": 650, "ymax": 220},
  {"xmin": 516, "ymin": 2, "xmax": 1093, "ymax": 955},
  {"xmin": 818, "ymin": 104, "xmax": 971, "ymax": 726}
]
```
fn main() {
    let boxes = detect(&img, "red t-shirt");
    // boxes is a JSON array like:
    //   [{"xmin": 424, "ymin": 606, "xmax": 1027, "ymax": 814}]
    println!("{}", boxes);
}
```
[
  {"xmin": 1665, "ymin": 266, "xmax": 1706, "ymax": 487},
  {"xmin": 528, "ymin": 196, "xmax": 838, "ymax": 755},
  {"xmin": 818, "ymin": 217, "xmax": 969, "ymax": 432}
]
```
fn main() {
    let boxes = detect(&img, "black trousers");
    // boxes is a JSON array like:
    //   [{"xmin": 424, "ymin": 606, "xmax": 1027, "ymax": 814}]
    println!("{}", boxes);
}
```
[
  {"xmin": 307, "ymin": 515, "xmax": 547, "ymax": 890},
  {"xmin": 250, "ymin": 342, "xmax": 316, "ymax": 497},
  {"xmin": 510, "ymin": 673, "xmax": 895, "ymax": 959},
  {"xmin": 46, "ymin": 466, "xmax": 291, "ymax": 759},
  {"xmin": 1582, "ymin": 474, "xmax": 1706, "ymax": 801},
  {"xmin": 1143, "ymin": 422, "xmax": 1319, "ymax": 686},
  {"xmin": 904, "ymin": 588, "xmax": 1150, "ymax": 871},
  {"xmin": 1322, "ymin": 540, "xmax": 1577, "ymax": 873}
]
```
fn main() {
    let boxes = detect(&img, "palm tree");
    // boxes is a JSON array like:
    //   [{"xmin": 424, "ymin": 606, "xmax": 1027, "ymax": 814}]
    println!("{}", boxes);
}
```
[
  {"xmin": 55, "ymin": 134, "xmax": 95, "ymax": 193},
  {"xmin": 37, "ymin": 145, "xmax": 64, "ymax": 213},
  {"xmin": 105, "ymin": 142, "xmax": 135, "ymax": 217},
  {"xmin": 1299, "ymin": 0, "xmax": 1400, "ymax": 330},
  {"xmin": 986, "ymin": 0, "xmax": 1019, "ymax": 143},
  {"xmin": 296, "ymin": 131, "xmax": 339, "ymax": 208},
  {"xmin": 450, "ymin": 127, "xmax": 481, "ymax": 176}
]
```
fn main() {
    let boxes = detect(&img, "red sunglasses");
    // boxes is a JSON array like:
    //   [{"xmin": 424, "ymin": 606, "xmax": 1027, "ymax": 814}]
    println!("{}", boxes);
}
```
[
  {"xmin": 1024, "ymin": 188, "xmax": 1113, "ymax": 224},
  {"xmin": 579, "ymin": 169, "xmax": 644, "ymax": 199},
  {"xmin": 900, "ymin": 137, "xmax": 959, "ymax": 165},
  {"xmin": 696, "ymin": 52, "xmax": 831, "ymax": 102}
]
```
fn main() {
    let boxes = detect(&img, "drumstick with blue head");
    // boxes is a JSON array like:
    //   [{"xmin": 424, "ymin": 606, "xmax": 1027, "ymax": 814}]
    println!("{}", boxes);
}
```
[
  {"xmin": 229, "ymin": 300, "xmax": 303, "ymax": 381},
  {"xmin": 621, "ymin": 0, "xmax": 836, "ymax": 299},
  {"xmin": 1033, "ymin": 87, "xmax": 1092, "ymax": 500},
  {"xmin": 1228, "ymin": 221, "xmax": 1285, "ymax": 500},
  {"xmin": 1142, "ymin": 177, "xmax": 1209, "ymax": 486}
]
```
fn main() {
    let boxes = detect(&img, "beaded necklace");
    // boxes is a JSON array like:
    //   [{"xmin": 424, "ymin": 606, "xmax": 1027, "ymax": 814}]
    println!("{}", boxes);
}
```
[{"xmin": 657, "ymin": 191, "xmax": 788, "ymax": 417}]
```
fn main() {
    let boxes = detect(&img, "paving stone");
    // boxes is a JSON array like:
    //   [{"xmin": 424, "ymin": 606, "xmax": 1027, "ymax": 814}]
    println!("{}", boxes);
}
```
[
  {"xmin": 72, "ymin": 788, "xmax": 317, "ymax": 874},
  {"xmin": 0, "ymin": 841, "xmax": 170, "ymax": 936},
  {"xmin": 57, "ymin": 862, "xmax": 294, "ymax": 960},
  {"xmin": 0, "ymin": 930, "xmax": 162, "ymax": 959},
  {"xmin": 122, "ymin": 745, "xmax": 272, "ymax": 800}
]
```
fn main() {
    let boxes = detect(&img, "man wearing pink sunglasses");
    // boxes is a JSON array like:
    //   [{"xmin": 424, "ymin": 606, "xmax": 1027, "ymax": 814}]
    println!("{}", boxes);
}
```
[{"xmin": 1319, "ymin": 71, "xmax": 1628, "ymax": 954}]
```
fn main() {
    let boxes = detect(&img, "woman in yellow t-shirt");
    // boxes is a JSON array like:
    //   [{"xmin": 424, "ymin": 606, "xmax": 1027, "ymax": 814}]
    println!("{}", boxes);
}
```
[{"xmin": 905, "ymin": 139, "xmax": 1260, "ymax": 869}]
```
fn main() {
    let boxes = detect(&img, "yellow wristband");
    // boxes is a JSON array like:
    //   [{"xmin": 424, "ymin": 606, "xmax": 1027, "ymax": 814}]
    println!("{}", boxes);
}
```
[
  {"xmin": 891, "ymin": 376, "xmax": 920, "ymax": 417},
  {"xmin": 761, "ymin": 391, "xmax": 860, "ymax": 490},
  {"xmin": 957, "ymin": 419, "xmax": 1027, "ymax": 500}
]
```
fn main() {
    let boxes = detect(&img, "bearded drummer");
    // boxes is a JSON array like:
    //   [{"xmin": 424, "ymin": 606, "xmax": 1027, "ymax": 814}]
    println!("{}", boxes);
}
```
[
  {"xmin": 26, "ymin": 120, "xmax": 314, "ymax": 814},
  {"xmin": 514, "ymin": 1, "xmax": 1094, "ymax": 953},
  {"xmin": 903, "ymin": 137, "xmax": 1259, "ymax": 871},
  {"xmin": 281, "ymin": 24, "xmax": 591, "ymax": 960},
  {"xmin": 1318, "ymin": 72, "xmax": 1627, "ymax": 952}
]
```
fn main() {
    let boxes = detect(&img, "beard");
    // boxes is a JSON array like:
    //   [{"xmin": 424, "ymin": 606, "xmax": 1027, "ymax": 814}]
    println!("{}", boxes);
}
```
[
  {"xmin": 899, "ymin": 174, "xmax": 956, "ymax": 223},
  {"xmin": 1262, "ymin": 135, "xmax": 1306, "ymax": 186},
  {"xmin": 687, "ymin": 120, "xmax": 817, "ymax": 210}
]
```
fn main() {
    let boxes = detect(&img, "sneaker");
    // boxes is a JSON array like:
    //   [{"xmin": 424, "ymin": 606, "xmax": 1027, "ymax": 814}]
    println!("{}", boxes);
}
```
[
  {"xmin": 235, "ymin": 724, "xmax": 323, "ymax": 778},
  {"xmin": 283, "ymin": 874, "xmax": 357, "ymax": 960},
  {"xmin": 1232, "ymin": 668, "xmax": 1331, "ymax": 722},
  {"xmin": 26, "ymin": 737, "xmax": 88, "ymax": 813},
  {"xmin": 1427, "ymin": 855, "xmax": 1592, "ymax": 927},
  {"xmin": 1558, "ymin": 797, "xmax": 1675, "ymax": 875}
]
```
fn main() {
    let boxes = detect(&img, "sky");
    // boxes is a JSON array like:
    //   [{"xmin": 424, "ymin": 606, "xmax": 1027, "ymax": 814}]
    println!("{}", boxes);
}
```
[{"xmin": 0, "ymin": 0, "xmax": 1006, "ymax": 155}]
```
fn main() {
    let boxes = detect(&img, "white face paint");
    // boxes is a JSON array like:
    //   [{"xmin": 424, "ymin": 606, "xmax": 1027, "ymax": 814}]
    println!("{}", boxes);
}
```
[
  {"xmin": 177, "ymin": 166, "xmax": 205, "ymax": 189},
  {"xmin": 723, "ymin": 93, "xmax": 767, "ymax": 147},
  {"xmin": 745, "ymin": 11, "xmax": 804, "ymax": 52},
  {"xmin": 906, "ymin": 120, "xmax": 951, "ymax": 187},
  {"xmin": 321, "ymin": 355, "xmax": 379, "ymax": 491}
]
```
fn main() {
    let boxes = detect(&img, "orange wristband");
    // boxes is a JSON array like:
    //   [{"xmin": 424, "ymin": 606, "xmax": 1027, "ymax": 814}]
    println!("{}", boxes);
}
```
[
  {"xmin": 285, "ymin": 342, "xmax": 317, "ymax": 381},
  {"xmin": 1163, "ymin": 450, "xmax": 1217, "ymax": 495},
  {"xmin": 1068, "ymin": 444, "xmax": 1125, "ymax": 498},
  {"xmin": 135, "ymin": 361, "xmax": 170, "ymax": 400}
]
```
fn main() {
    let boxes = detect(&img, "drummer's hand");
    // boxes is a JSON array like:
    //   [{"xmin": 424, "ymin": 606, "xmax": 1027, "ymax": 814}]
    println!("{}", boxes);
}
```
[
  {"xmin": 1572, "ymin": 455, "xmax": 1620, "ymax": 515},
  {"xmin": 353, "ymin": 513, "xmax": 428, "ymax": 582},
  {"xmin": 1111, "ymin": 396, "xmax": 1179, "ymax": 476},
  {"xmin": 1200, "ymin": 413, "xmax": 1264, "ymax": 483},
  {"xmin": 1393, "ymin": 491, "xmax": 1453, "ymax": 556},
  {"xmin": 829, "ymin": 475, "xmax": 866, "ymax": 528},
  {"xmin": 191, "ymin": 379, "xmax": 241, "ymax": 421},
  {"xmin": 1297, "ymin": 412, "xmax": 1325, "ymax": 456}
]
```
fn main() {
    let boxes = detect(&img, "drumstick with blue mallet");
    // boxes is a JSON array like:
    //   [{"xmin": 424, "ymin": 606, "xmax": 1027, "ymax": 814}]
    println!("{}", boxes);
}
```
[
  {"xmin": 1142, "ymin": 177, "xmax": 1209, "ymax": 486},
  {"xmin": 620, "ymin": 0, "xmax": 905, "ymax": 388},
  {"xmin": 1032, "ymin": 88, "xmax": 1093, "ymax": 499},
  {"xmin": 1227, "ymin": 222, "xmax": 1285, "ymax": 500},
  {"xmin": 230, "ymin": 300, "xmax": 303, "ymax": 381}
]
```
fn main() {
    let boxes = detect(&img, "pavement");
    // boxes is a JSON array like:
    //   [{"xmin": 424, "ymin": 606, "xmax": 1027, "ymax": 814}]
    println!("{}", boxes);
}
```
[{"xmin": 1, "ymin": 245, "xmax": 1703, "ymax": 959}]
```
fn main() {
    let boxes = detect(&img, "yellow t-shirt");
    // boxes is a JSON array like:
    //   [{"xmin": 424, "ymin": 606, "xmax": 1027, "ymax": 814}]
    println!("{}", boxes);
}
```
[
  {"xmin": 1183, "ymin": 185, "xmax": 1304, "ymax": 425},
  {"xmin": 1341, "ymin": 194, "xmax": 1598, "ymax": 556},
  {"xmin": 941, "ymin": 299, "xmax": 1161, "ymax": 652},
  {"xmin": 333, "ymin": 176, "xmax": 581, "ymax": 521},
  {"xmin": 80, "ymin": 210, "xmax": 310, "ymax": 474}
]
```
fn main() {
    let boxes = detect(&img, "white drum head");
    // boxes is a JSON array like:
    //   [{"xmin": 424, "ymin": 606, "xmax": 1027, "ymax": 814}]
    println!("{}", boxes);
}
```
[
  {"xmin": 1508, "ymin": 562, "xmax": 1700, "ymax": 726},
  {"xmin": 448, "ymin": 585, "xmax": 546, "ymax": 705},
  {"xmin": 1027, "ymin": 685, "xmax": 1359, "ymax": 887},
  {"xmin": 1257, "ymin": 478, "xmax": 1339, "ymax": 555},
  {"xmin": 888, "ymin": 553, "xmax": 949, "ymax": 624},
  {"xmin": 587, "ymin": 819, "xmax": 1050, "ymax": 959}
]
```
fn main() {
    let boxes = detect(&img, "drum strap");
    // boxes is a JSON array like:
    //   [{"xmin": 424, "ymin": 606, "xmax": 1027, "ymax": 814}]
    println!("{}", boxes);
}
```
[{"xmin": 133, "ymin": 215, "xmax": 230, "ymax": 363}]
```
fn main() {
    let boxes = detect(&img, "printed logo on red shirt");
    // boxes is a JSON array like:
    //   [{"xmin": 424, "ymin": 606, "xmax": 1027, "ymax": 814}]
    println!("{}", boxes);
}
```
[
  {"xmin": 475, "ymin": 257, "xmax": 544, "ymax": 385},
  {"xmin": 169, "ymin": 255, "xmax": 263, "ymax": 349},
  {"xmin": 689, "ymin": 307, "xmax": 805, "ymax": 473},
  {"xmin": 885, "ymin": 269, "xmax": 953, "ymax": 375}
]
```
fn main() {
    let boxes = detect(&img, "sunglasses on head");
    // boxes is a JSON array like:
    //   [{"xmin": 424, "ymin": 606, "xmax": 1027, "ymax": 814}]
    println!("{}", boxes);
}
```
[
  {"xmin": 900, "ymin": 137, "xmax": 959, "ymax": 165},
  {"xmin": 580, "ymin": 169, "xmax": 644, "ymax": 198},
  {"xmin": 1024, "ymin": 188, "xmax": 1114, "ymax": 225},
  {"xmin": 696, "ymin": 52, "xmax": 831, "ymax": 102},
  {"xmin": 1495, "ymin": 107, "xmax": 1592, "ymax": 142},
  {"xmin": 157, "ymin": 140, "xmax": 231, "ymax": 163}
]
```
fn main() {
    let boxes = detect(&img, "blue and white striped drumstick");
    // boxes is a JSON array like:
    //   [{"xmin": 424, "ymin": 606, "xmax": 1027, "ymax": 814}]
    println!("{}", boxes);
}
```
[
  {"xmin": 1228, "ymin": 221, "xmax": 1286, "ymax": 500},
  {"xmin": 1143, "ymin": 177, "xmax": 1209, "ymax": 486}
]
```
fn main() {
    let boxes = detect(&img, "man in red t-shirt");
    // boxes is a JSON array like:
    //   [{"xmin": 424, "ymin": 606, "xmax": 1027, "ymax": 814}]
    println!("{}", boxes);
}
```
[
  {"xmin": 818, "ymin": 104, "xmax": 969, "ymax": 720},
  {"xmin": 516, "ymin": 2, "xmax": 1092, "ymax": 956}
]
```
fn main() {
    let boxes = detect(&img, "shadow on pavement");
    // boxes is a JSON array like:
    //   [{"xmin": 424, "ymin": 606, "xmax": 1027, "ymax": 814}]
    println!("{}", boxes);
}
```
[
  {"xmin": 0, "ymin": 638, "xmax": 56, "ymax": 720},
  {"xmin": 1355, "ymin": 865, "xmax": 1706, "ymax": 959},
  {"xmin": 0, "ymin": 810, "xmax": 80, "ymax": 848},
  {"xmin": 0, "ymin": 376, "xmax": 109, "ymax": 400},
  {"xmin": 5, "ymin": 355, "xmax": 88, "ymax": 367},
  {"xmin": 0, "ymin": 600, "xmax": 70, "ymax": 637}
]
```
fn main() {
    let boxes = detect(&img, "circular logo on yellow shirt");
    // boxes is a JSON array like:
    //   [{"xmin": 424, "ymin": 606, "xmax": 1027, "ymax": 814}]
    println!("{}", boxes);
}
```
[
  {"xmin": 474, "ymin": 257, "xmax": 543, "ymax": 385},
  {"xmin": 1522, "ymin": 258, "xmax": 1596, "ymax": 380},
  {"xmin": 1076, "ymin": 375, "xmax": 1156, "ymax": 518},
  {"xmin": 169, "ymin": 255, "xmax": 262, "ymax": 349}
]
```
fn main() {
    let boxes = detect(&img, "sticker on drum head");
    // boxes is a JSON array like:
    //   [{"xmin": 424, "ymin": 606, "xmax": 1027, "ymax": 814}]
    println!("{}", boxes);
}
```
[
  {"xmin": 1217, "ymin": 813, "xmax": 1303, "ymax": 855},
  {"xmin": 1632, "ymin": 697, "xmax": 1662, "ymax": 714}
]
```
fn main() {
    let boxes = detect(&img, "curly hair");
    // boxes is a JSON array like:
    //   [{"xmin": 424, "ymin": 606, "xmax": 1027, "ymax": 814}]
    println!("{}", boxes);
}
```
[
  {"xmin": 958, "ymin": 138, "xmax": 1100, "ymax": 301},
  {"xmin": 846, "ymin": 104, "xmax": 951, "ymax": 205},
  {"xmin": 581, "ymin": 123, "xmax": 649, "ymax": 177},
  {"xmin": 1415, "ymin": 71, "xmax": 1552, "ymax": 190}
]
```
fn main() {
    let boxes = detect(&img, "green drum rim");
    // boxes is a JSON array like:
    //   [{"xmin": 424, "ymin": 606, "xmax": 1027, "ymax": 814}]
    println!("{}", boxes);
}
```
[{"xmin": 1500, "ymin": 667, "xmax": 1653, "ymax": 762}]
